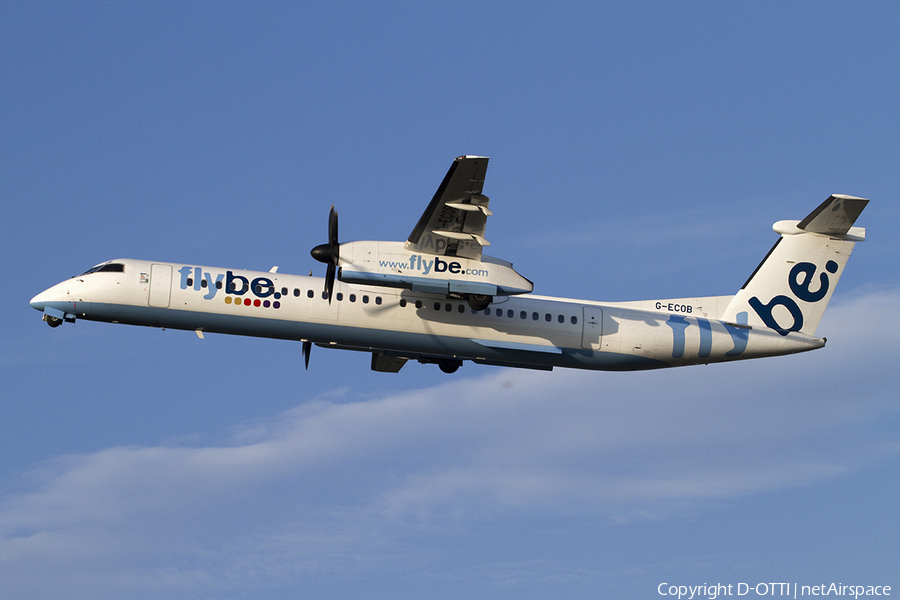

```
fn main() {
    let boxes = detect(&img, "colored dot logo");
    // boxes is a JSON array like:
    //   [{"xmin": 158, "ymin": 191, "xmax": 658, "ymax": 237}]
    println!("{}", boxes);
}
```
[{"xmin": 224, "ymin": 296, "xmax": 281, "ymax": 309}]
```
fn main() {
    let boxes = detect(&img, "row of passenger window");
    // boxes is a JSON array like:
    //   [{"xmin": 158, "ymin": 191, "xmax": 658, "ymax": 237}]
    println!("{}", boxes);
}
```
[
  {"xmin": 397, "ymin": 298, "xmax": 577, "ymax": 324},
  {"xmin": 184, "ymin": 278, "xmax": 578, "ymax": 325},
  {"xmin": 185, "ymin": 279, "xmax": 337, "ymax": 300},
  {"xmin": 334, "ymin": 292, "xmax": 382, "ymax": 305},
  {"xmin": 184, "ymin": 278, "xmax": 384, "ymax": 304},
  {"xmin": 187, "ymin": 279, "xmax": 222, "ymax": 289},
  {"xmin": 480, "ymin": 306, "xmax": 577, "ymax": 324}
]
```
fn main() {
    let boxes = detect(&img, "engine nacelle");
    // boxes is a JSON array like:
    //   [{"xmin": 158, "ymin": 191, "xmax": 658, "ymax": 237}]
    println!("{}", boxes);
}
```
[{"xmin": 337, "ymin": 241, "xmax": 533, "ymax": 297}]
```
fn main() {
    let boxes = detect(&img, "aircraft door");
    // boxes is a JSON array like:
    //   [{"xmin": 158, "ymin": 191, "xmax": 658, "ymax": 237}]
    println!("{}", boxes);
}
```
[
  {"xmin": 581, "ymin": 306, "xmax": 603, "ymax": 349},
  {"xmin": 148, "ymin": 264, "xmax": 172, "ymax": 308}
]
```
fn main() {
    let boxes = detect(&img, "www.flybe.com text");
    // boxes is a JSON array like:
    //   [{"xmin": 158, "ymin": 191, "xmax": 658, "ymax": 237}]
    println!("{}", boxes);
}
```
[
  {"xmin": 658, "ymin": 582, "xmax": 890, "ymax": 599},
  {"xmin": 379, "ymin": 255, "xmax": 489, "ymax": 277}
]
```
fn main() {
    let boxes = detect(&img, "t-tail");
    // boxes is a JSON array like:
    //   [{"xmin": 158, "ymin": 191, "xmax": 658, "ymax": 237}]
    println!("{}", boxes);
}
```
[{"xmin": 721, "ymin": 194, "xmax": 868, "ymax": 336}]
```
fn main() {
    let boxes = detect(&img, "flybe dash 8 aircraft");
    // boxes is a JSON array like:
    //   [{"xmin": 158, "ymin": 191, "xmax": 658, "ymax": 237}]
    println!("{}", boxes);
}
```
[{"xmin": 30, "ymin": 156, "xmax": 869, "ymax": 374}]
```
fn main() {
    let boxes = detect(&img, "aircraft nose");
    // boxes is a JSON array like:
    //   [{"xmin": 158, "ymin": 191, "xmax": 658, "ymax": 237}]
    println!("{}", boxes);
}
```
[{"xmin": 30, "ymin": 290, "xmax": 47, "ymax": 311}]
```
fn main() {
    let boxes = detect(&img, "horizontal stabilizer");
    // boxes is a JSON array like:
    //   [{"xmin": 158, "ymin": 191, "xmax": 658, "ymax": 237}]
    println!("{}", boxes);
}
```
[{"xmin": 797, "ymin": 194, "xmax": 869, "ymax": 235}]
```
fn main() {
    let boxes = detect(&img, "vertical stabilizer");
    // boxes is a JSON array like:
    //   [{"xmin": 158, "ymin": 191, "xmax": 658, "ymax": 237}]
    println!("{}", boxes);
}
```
[{"xmin": 721, "ymin": 195, "xmax": 868, "ymax": 336}]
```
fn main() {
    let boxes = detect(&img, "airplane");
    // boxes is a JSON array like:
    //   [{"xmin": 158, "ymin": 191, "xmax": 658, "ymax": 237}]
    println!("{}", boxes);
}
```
[{"xmin": 30, "ymin": 155, "xmax": 869, "ymax": 374}]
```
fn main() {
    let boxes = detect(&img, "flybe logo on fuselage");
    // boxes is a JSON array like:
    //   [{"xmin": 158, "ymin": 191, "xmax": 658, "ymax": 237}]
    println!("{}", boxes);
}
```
[
  {"xmin": 177, "ymin": 267, "xmax": 282, "ymax": 301},
  {"xmin": 378, "ymin": 255, "xmax": 489, "ymax": 278}
]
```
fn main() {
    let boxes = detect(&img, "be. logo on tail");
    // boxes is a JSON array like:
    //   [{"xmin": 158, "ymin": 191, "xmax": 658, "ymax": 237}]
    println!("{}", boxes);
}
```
[{"xmin": 748, "ymin": 260, "xmax": 838, "ymax": 336}]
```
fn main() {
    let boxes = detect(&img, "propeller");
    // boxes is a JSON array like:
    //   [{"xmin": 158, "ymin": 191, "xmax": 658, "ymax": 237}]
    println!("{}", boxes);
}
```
[
  {"xmin": 302, "ymin": 340, "xmax": 311, "ymax": 369},
  {"xmin": 310, "ymin": 205, "xmax": 339, "ymax": 303}
]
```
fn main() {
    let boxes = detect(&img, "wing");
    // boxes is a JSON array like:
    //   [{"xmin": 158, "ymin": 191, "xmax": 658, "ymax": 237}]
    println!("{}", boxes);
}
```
[{"xmin": 405, "ymin": 155, "xmax": 492, "ymax": 260}]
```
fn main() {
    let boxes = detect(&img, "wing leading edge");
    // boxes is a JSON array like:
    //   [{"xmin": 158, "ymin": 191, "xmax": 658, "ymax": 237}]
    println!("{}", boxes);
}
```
[{"xmin": 406, "ymin": 155, "xmax": 492, "ymax": 260}]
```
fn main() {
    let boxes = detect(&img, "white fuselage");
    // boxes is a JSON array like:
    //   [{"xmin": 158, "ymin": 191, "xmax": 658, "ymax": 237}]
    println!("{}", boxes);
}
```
[{"xmin": 30, "ymin": 258, "xmax": 825, "ymax": 372}]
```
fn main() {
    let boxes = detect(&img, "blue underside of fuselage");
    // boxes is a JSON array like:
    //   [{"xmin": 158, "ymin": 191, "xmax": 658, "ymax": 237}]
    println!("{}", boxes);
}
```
[{"xmin": 46, "ymin": 301, "xmax": 670, "ymax": 372}]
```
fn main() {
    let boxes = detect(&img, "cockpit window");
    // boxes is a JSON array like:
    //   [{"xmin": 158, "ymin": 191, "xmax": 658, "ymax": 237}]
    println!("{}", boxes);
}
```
[{"xmin": 80, "ymin": 263, "xmax": 125, "ymax": 275}]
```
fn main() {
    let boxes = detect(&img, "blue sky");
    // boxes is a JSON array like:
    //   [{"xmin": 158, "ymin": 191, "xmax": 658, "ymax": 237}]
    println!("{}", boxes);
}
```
[{"xmin": 2, "ymin": 3, "xmax": 899, "ymax": 599}]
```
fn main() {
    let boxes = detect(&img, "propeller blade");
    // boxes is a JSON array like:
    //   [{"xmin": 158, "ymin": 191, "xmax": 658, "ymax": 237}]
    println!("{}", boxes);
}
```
[
  {"xmin": 310, "ymin": 205, "xmax": 340, "ymax": 303},
  {"xmin": 302, "ymin": 340, "xmax": 311, "ymax": 369},
  {"xmin": 309, "ymin": 204, "xmax": 341, "ymax": 304},
  {"xmin": 328, "ymin": 205, "xmax": 338, "ymax": 247},
  {"xmin": 325, "ymin": 263, "xmax": 335, "ymax": 303}
]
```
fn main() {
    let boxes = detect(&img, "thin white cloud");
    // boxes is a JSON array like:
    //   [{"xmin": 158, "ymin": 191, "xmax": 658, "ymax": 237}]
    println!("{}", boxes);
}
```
[{"xmin": 1, "ymin": 288, "xmax": 898, "ymax": 599}]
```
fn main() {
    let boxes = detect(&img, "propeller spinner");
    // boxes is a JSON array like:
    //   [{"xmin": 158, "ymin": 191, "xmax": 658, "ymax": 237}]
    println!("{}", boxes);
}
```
[{"xmin": 310, "ymin": 205, "xmax": 339, "ymax": 303}]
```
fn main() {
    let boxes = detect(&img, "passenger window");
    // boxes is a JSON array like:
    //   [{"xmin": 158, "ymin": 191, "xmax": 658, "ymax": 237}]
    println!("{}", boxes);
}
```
[
  {"xmin": 520, "ymin": 311, "xmax": 527, "ymax": 319},
  {"xmin": 201, "ymin": 280, "xmax": 208, "ymax": 288},
  {"xmin": 507, "ymin": 310, "xmax": 514, "ymax": 318},
  {"xmin": 375, "ymin": 297, "xmax": 382, "ymax": 305},
  {"xmin": 336, "ymin": 293, "xmax": 343, "ymax": 301},
  {"xmin": 434, "ymin": 302, "xmax": 441, "ymax": 311},
  {"xmin": 415, "ymin": 300, "xmax": 422, "ymax": 309},
  {"xmin": 363, "ymin": 296, "xmax": 369, "ymax": 304},
  {"xmin": 294, "ymin": 288, "xmax": 300, "ymax": 297},
  {"xmin": 307, "ymin": 290, "xmax": 314, "ymax": 298},
  {"xmin": 349, "ymin": 294, "xmax": 356, "ymax": 302},
  {"xmin": 571, "ymin": 316, "xmax": 578, "ymax": 324},
  {"xmin": 186, "ymin": 278, "xmax": 193, "ymax": 287},
  {"xmin": 532, "ymin": 312, "xmax": 539, "ymax": 321},
  {"xmin": 216, "ymin": 281, "xmax": 223, "ymax": 289},
  {"xmin": 458, "ymin": 305, "xmax": 465, "ymax": 313},
  {"xmin": 558, "ymin": 315, "xmax": 564, "ymax": 323},
  {"xmin": 281, "ymin": 287, "xmax": 288, "ymax": 296},
  {"xmin": 399, "ymin": 298, "xmax": 407, "ymax": 307},
  {"xmin": 545, "ymin": 313, "xmax": 551, "ymax": 322}
]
